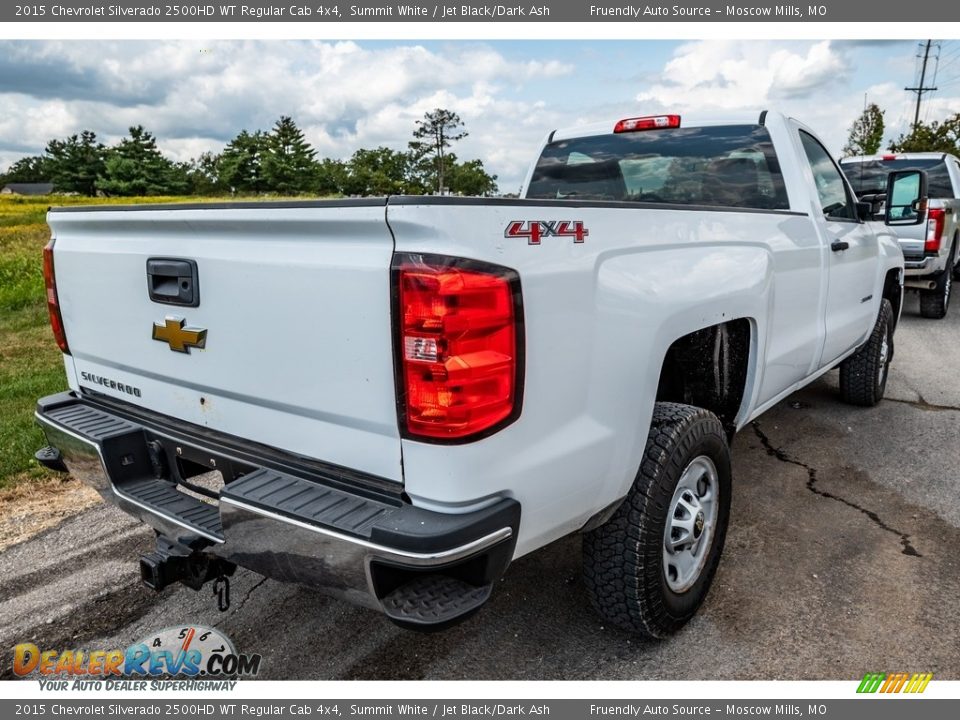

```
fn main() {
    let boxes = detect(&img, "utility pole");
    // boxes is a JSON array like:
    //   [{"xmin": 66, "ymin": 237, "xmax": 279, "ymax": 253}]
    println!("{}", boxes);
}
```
[{"xmin": 905, "ymin": 39, "xmax": 938, "ymax": 127}]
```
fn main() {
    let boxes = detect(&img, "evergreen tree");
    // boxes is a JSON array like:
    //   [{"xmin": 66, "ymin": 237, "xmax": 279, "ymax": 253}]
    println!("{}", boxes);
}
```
[
  {"xmin": 262, "ymin": 116, "xmax": 318, "ymax": 194},
  {"xmin": 1, "ymin": 156, "xmax": 51, "ymax": 184},
  {"xmin": 97, "ymin": 126, "xmax": 186, "ymax": 196},
  {"xmin": 219, "ymin": 130, "xmax": 268, "ymax": 193},
  {"xmin": 409, "ymin": 108, "xmax": 468, "ymax": 194},
  {"xmin": 45, "ymin": 131, "xmax": 105, "ymax": 196},
  {"xmin": 843, "ymin": 104, "xmax": 885, "ymax": 157}
]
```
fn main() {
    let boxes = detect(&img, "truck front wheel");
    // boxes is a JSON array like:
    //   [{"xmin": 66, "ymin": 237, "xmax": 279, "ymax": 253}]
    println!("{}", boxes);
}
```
[
  {"xmin": 582, "ymin": 403, "xmax": 731, "ymax": 639},
  {"xmin": 839, "ymin": 298, "xmax": 893, "ymax": 406}
]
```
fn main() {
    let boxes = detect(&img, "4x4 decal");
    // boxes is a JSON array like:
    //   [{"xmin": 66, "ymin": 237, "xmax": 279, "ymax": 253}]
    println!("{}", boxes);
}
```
[{"xmin": 505, "ymin": 220, "xmax": 589, "ymax": 245}]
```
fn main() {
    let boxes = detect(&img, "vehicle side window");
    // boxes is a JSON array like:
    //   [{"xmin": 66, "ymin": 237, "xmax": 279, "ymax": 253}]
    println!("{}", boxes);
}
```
[{"xmin": 799, "ymin": 131, "xmax": 857, "ymax": 221}]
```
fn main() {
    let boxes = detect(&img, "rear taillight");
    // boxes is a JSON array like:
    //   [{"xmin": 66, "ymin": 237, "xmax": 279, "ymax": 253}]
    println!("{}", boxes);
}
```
[
  {"xmin": 394, "ymin": 254, "xmax": 523, "ymax": 441},
  {"xmin": 614, "ymin": 114, "xmax": 681, "ymax": 133},
  {"xmin": 43, "ymin": 239, "xmax": 69, "ymax": 354},
  {"xmin": 925, "ymin": 208, "xmax": 946, "ymax": 253}
]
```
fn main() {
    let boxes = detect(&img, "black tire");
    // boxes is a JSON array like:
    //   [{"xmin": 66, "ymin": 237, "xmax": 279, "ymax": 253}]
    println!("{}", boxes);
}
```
[
  {"xmin": 582, "ymin": 403, "xmax": 731, "ymax": 639},
  {"xmin": 839, "ymin": 299, "xmax": 893, "ymax": 407},
  {"xmin": 919, "ymin": 270, "xmax": 952, "ymax": 319},
  {"xmin": 921, "ymin": 240, "xmax": 955, "ymax": 319}
]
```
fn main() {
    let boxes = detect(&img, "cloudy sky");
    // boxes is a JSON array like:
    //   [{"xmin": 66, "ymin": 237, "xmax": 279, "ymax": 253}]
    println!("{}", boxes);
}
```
[{"xmin": 2, "ymin": 39, "xmax": 960, "ymax": 192}]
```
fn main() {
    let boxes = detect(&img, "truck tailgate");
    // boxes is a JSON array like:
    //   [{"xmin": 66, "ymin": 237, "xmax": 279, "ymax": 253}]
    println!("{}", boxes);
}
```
[{"xmin": 47, "ymin": 201, "xmax": 403, "ymax": 483}]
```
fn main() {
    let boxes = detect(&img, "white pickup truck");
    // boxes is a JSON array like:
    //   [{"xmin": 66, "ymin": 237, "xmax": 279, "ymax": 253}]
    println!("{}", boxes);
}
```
[{"xmin": 36, "ymin": 111, "xmax": 915, "ymax": 638}]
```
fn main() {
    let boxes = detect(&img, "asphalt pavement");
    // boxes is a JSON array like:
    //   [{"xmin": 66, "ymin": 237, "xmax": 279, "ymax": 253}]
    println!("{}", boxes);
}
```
[{"xmin": 2, "ymin": 291, "xmax": 959, "ymax": 680}]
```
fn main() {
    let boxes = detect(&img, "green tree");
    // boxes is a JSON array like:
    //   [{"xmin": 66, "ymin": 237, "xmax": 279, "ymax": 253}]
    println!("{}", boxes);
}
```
[
  {"xmin": 889, "ymin": 113, "xmax": 960, "ymax": 155},
  {"xmin": 262, "ymin": 116, "xmax": 318, "ymax": 194},
  {"xmin": 186, "ymin": 152, "xmax": 224, "ymax": 195},
  {"xmin": 45, "ymin": 131, "xmax": 106, "ymax": 196},
  {"xmin": 97, "ymin": 126, "xmax": 186, "ymax": 196},
  {"xmin": 344, "ymin": 147, "xmax": 418, "ymax": 195},
  {"xmin": 0, "ymin": 156, "xmax": 52, "ymax": 184},
  {"xmin": 843, "ymin": 103, "xmax": 885, "ymax": 157},
  {"xmin": 315, "ymin": 158, "xmax": 348, "ymax": 195},
  {"xmin": 219, "ymin": 130, "xmax": 268, "ymax": 194},
  {"xmin": 409, "ymin": 108, "xmax": 468, "ymax": 194},
  {"xmin": 442, "ymin": 155, "xmax": 498, "ymax": 196}
]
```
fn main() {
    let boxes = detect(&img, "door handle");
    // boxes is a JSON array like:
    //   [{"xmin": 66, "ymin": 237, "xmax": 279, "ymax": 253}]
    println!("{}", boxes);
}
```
[
  {"xmin": 831, "ymin": 240, "xmax": 850, "ymax": 252},
  {"xmin": 147, "ymin": 257, "xmax": 199, "ymax": 307}
]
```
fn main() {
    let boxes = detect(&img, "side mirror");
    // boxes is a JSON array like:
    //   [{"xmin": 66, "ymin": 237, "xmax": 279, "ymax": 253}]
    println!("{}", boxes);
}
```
[
  {"xmin": 856, "ymin": 201, "xmax": 874, "ymax": 222},
  {"xmin": 884, "ymin": 169, "xmax": 928, "ymax": 226}
]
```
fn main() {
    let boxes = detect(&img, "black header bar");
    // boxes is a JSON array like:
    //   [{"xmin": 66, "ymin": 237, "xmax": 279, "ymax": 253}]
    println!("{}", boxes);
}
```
[{"xmin": 4, "ymin": 1, "xmax": 953, "ymax": 23}]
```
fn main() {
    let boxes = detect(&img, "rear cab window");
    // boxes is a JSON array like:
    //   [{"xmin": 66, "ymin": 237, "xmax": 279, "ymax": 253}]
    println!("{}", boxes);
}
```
[
  {"xmin": 526, "ymin": 124, "xmax": 790, "ymax": 211},
  {"xmin": 842, "ymin": 157, "xmax": 958, "ymax": 200}
]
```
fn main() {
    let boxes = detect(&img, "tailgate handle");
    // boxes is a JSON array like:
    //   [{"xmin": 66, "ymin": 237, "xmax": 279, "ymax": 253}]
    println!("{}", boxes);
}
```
[{"xmin": 147, "ymin": 258, "xmax": 199, "ymax": 307}]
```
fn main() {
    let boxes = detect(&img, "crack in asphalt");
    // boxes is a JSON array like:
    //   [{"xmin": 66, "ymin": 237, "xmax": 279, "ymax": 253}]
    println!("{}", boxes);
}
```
[
  {"xmin": 886, "ymin": 396, "xmax": 960, "ymax": 413},
  {"xmin": 888, "ymin": 380, "xmax": 960, "ymax": 412},
  {"xmin": 751, "ymin": 421, "xmax": 921, "ymax": 557},
  {"xmin": 227, "ymin": 576, "xmax": 268, "ymax": 617}
]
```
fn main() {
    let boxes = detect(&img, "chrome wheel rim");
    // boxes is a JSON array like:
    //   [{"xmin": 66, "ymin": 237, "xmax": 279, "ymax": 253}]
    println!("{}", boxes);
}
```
[
  {"xmin": 878, "ymin": 330, "xmax": 889, "ymax": 386},
  {"xmin": 945, "ymin": 273, "xmax": 952, "ymax": 307},
  {"xmin": 663, "ymin": 455, "xmax": 719, "ymax": 593}
]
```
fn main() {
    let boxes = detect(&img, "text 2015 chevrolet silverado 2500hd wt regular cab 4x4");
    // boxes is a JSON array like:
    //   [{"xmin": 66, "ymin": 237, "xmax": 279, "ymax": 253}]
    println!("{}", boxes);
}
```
[
  {"xmin": 35, "ymin": 111, "xmax": 917, "ymax": 638},
  {"xmin": 842, "ymin": 152, "xmax": 960, "ymax": 319}
]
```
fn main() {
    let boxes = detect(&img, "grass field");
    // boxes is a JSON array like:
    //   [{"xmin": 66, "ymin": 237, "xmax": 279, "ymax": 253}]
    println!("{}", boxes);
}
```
[{"xmin": 0, "ymin": 194, "xmax": 219, "ymax": 491}]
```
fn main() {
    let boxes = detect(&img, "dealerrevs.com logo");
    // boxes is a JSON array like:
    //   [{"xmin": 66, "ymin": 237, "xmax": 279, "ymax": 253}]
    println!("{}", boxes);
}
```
[{"xmin": 14, "ymin": 625, "xmax": 261, "ymax": 690}]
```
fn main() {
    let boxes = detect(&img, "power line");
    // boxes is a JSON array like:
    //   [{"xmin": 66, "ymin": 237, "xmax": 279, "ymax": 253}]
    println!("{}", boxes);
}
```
[
  {"xmin": 905, "ymin": 39, "xmax": 939, "ymax": 127},
  {"xmin": 938, "ymin": 48, "xmax": 960, "ymax": 66},
  {"xmin": 923, "ymin": 43, "xmax": 943, "ymax": 123},
  {"xmin": 936, "ymin": 41, "xmax": 960, "ymax": 63}
]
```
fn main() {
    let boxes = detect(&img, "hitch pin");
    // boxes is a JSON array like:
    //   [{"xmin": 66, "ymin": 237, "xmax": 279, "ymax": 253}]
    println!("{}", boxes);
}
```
[{"xmin": 213, "ymin": 574, "xmax": 230, "ymax": 612}]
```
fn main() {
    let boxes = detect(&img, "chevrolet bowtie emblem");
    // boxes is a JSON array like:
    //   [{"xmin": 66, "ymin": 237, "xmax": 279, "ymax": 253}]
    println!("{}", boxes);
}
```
[{"xmin": 152, "ymin": 316, "xmax": 207, "ymax": 354}]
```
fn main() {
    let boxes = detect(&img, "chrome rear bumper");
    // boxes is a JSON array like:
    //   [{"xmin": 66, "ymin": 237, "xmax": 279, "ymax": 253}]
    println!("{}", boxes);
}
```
[
  {"xmin": 36, "ymin": 392, "xmax": 519, "ymax": 628},
  {"xmin": 903, "ymin": 256, "xmax": 939, "ymax": 275}
]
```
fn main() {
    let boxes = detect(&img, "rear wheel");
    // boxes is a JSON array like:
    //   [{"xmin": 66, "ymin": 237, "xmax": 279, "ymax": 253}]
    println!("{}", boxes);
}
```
[
  {"xmin": 921, "ymin": 241, "xmax": 956, "ymax": 319},
  {"xmin": 582, "ymin": 403, "xmax": 731, "ymax": 638},
  {"xmin": 919, "ymin": 270, "xmax": 952, "ymax": 319},
  {"xmin": 839, "ymin": 299, "xmax": 893, "ymax": 406}
]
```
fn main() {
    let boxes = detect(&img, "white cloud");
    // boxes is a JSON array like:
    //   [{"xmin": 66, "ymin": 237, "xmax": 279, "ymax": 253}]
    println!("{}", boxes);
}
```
[
  {"xmin": 0, "ymin": 40, "xmax": 573, "ymax": 190},
  {"xmin": 633, "ymin": 40, "xmax": 960, "ymax": 157},
  {"xmin": 4, "ymin": 39, "xmax": 960, "ymax": 192},
  {"xmin": 637, "ymin": 40, "xmax": 851, "ymax": 111}
]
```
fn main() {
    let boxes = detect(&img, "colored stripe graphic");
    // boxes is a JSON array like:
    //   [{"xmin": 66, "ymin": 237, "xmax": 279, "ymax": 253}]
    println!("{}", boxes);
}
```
[
  {"xmin": 907, "ymin": 673, "xmax": 934, "ymax": 693},
  {"xmin": 857, "ymin": 672, "xmax": 886, "ymax": 693},
  {"xmin": 857, "ymin": 672, "xmax": 933, "ymax": 693}
]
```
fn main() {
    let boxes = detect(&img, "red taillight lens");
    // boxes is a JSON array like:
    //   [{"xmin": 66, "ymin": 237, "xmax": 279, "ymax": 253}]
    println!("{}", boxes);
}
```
[
  {"xmin": 614, "ymin": 114, "xmax": 681, "ymax": 133},
  {"xmin": 395, "ymin": 255, "xmax": 522, "ymax": 441},
  {"xmin": 43, "ymin": 240, "xmax": 69, "ymax": 354},
  {"xmin": 925, "ymin": 208, "xmax": 946, "ymax": 253}
]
